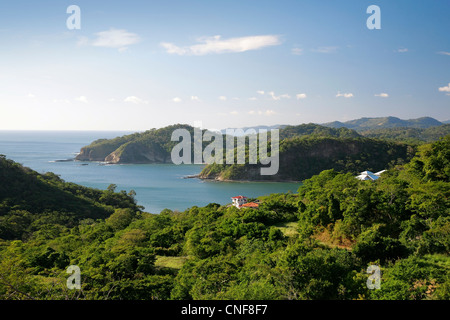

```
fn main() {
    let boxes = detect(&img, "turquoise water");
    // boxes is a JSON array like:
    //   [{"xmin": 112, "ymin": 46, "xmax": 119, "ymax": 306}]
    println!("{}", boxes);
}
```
[{"xmin": 0, "ymin": 131, "xmax": 301, "ymax": 213}]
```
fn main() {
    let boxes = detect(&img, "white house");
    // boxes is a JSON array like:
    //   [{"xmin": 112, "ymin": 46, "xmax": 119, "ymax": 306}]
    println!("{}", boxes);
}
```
[
  {"xmin": 231, "ymin": 196, "xmax": 248, "ymax": 208},
  {"xmin": 356, "ymin": 170, "xmax": 386, "ymax": 181},
  {"xmin": 231, "ymin": 196, "xmax": 260, "ymax": 209}
]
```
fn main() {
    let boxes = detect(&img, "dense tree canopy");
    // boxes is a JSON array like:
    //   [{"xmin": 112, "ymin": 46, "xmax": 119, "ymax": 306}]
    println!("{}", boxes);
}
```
[{"xmin": 0, "ymin": 136, "xmax": 448, "ymax": 300}]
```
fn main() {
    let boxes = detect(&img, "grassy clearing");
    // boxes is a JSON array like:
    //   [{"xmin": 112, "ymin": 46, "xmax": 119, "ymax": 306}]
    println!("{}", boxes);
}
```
[
  {"xmin": 274, "ymin": 221, "xmax": 299, "ymax": 237},
  {"xmin": 155, "ymin": 255, "xmax": 188, "ymax": 270},
  {"xmin": 313, "ymin": 226, "xmax": 354, "ymax": 251}
]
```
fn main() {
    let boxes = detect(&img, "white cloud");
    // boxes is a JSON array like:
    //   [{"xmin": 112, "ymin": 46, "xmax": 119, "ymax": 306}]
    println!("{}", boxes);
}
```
[
  {"xmin": 230, "ymin": 111, "xmax": 239, "ymax": 115},
  {"xmin": 438, "ymin": 83, "xmax": 450, "ymax": 92},
  {"xmin": 75, "ymin": 96, "xmax": 88, "ymax": 103},
  {"xmin": 395, "ymin": 47, "xmax": 408, "ymax": 53},
  {"xmin": 311, "ymin": 46, "xmax": 338, "ymax": 53},
  {"xmin": 248, "ymin": 97, "xmax": 257, "ymax": 101},
  {"xmin": 256, "ymin": 90, "xmax": 265, "ymax": 95},
  {"xmin": 124, "ymin": 96, "xmax": 149, "ymax": 104},
  {"xmin": 375, "ymin": 93, "xmax": 389, "ymax": 98},
  {"xmin": 76, "ymin": 36, "xmax": 89, "ymax": 46},
  {"xmin": 296, "ymin": 93, "xmax": 307, "ymax": 100},
  {"xmin": 27, "ymin": 93, "xmax": 36, "ymax": 99},
  {"xmin": 268, "ymin": 91, "xmax": 290, "ymax": 100},
  {"xmin": 191, "ymin": 96, "xmax": 200, "ymax": 101},
  {"xmin": 336, "ymin": 92, "xmax": 354, "ymax": 98},
  {"xmin": 291, "ymin": 48, "xmax": 303, "ymax": 55},
  {"xmin": 248, "ymin": 110, "xmax": 276, "ymax": 116},
  {"xmin": 218, "ymin": 96, "xmax": 227, "ymax": 101},
  {"xmin": 79, "ymin": 29, "xmax": 140, "ymax": 51},
  {"xmin": 172, "ymin": 97, "xmax": 182, "ymax": 103},
  {"xmin": 161, "ymin": 34, "xmax": 281, "ymax": 56},
  {"xmin": 437, "ymin": 51, "xmax": 450, "ymax": 56}
]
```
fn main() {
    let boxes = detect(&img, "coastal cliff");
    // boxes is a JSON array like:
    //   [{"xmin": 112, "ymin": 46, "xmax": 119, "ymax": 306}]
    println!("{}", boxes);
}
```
[
  {"xmin": 199, "ymin": 137, "xmax": 414, "ymax": 181},
  {"xmin": 75, "ymin": 124, "xmax": 195, "ymax": 164}
]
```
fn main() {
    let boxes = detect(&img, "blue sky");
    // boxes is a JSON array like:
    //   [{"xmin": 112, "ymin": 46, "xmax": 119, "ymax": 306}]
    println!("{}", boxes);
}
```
[{"xmin": 0, "ymin": 0, "xmax": 449, "ymax": 130}]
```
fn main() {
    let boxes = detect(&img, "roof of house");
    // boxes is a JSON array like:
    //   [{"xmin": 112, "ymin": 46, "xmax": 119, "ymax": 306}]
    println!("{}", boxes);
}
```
[
  {"xmin": 356, "ymin": 171, "xmax": 380, "ymax": 181},
  {"xmin": 241, "ymin": 202, "xmax": 259, "ymax": 208},
  {"xmin": 231, "ymin": 196, "xmax": 247, "ymax": 199},
  {"xmin": 374, "ymin": 170, "xmax": 386, "ymax": 176}
]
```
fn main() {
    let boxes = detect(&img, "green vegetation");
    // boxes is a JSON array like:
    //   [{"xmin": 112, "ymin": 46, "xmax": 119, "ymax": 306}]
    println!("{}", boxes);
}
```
[
  {"xmin": 200, "ymin": 133, "xmax": 414, "ymax": 181},
  {"xmin": 75, "ymin": 124, "xmax": 198, "ymax": 163},
  {"xmin": 0, "ymin": 135, "xmax": 448, "ymax": 300},
  {"xmin": 359, "ymin": 124, "xmax": 450, "ymax": 144},
  {"xmin": 323, "ymin": 116, "xmax": 444, "ymax": 131},
  {"xmin": 76, "ymin": 121, "xmax": 447, "ymax": 182},
  {"xmin": 279, "ymin": 123, "xmax": 362, "ymax": 140},
  {"xmin": 0, "ymin": 155, "xmax": 140, "ymax": 241}
]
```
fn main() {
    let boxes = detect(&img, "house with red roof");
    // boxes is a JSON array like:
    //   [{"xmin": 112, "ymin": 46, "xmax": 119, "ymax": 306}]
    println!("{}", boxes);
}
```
[{"xmin": 231, "ymin": 195, "xmax": 259, "ymax": 209}]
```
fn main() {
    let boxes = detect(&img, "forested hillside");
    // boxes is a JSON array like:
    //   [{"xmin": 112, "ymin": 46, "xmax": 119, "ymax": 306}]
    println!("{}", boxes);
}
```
[
  {"xmin": 200, "ymin": 135, "xmax": 414, "ymax": 181},
  {"xmin": 75, "ymin": 124, "xmax": 197, "ymax": 163},
  {"xmin": 359, "ymin": 124, "xmax": 450, "ymax": 144},
  {"xmin": 0, "ymin": 155, "xmax": 140, "ymax": 240},
  {"xmin": 0, "ymin": 136, "xmax": 448, "ymax": 300}
]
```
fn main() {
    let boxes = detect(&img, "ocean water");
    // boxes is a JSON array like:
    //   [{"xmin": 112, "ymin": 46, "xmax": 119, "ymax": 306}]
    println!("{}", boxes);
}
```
[{"xmin": 0, "ymin": 131, "xmax": 301, "ymax": 213}]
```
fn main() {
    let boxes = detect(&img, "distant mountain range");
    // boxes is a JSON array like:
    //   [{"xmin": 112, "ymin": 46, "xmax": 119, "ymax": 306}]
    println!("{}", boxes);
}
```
[
  {"xmin": 321, "ymin": 116, "xmax": 444, "ymax": 131},
  {"xmin": 221, "ymin": 116, "xmax": 447, "ymax": 135}
]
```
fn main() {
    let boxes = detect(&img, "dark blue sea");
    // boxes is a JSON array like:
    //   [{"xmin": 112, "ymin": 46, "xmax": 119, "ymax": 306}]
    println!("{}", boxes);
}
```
[{"xmin": 0, "ymin": 130, "xmax": 301, "ymax": 213}]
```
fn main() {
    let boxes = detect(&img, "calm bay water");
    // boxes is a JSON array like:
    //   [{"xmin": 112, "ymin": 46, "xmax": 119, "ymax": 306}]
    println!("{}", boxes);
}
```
[{"xmin": 0, "ymin": 131, "xmax": 301, "ymax": 213}]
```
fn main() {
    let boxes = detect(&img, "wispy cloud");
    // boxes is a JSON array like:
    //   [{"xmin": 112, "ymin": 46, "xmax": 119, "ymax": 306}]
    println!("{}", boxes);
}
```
[
  {"xmin": 248, "ymin": 110, "xmax": 277, "ymax": 116},
  {"xmin": 124, "ymin": 96, "xmax": 148, "ymax": 104},
  {"xmin": 172, "ymin": 97, "xmax": 182, "ymax": 103},
  {"xmin": 268, "ymin": 91, "xmax": 290, "ymax": 100},
  {"xmin": 438, "ymin": 83, "xmax": 450, "ymax": 92},
  {"xmin": 374, "ymin": 93, "xmax": 389, "ymax": 98},
  {"xmin": 296, "ymin": 93, "xmax": 307, "ymax": 100},
  {"xmin": 291, "ymin": 47, "xmax": 303, "ymax": 55},
  {"xmin": 79, "ymin": 28, "xmax": 140, "ymax": 52},
  {"xmin": 161, "ymin": 34, "xmax": 282, "ymax": 56},
  {"xmin": 311, "ymin": 46, "xmax": 338, "ymax": 53},
  {"xmin": 437, "ymin": 51, "xmax": 450, "ymax": 56},
  {"xmin": 218, "ymin": 96, "xmax": 227, "ymax": 101},
  {"xmin": 256, "ymin": 90, "xmax": 265, "ymax": 95},
  {"xmin": 395, "ymin": 47, "xmax": 408, "ymax": 53},
  {"xmin": 75, "ymin": 96, "xmax": 88, "ymax": 103},
  {"xmin": 191, "ymin": 96, "xmax": 201, "ymax": 101},
  {"xmin": 336, "ymin": 92, "xmax": 354, "ymax": 98}
]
